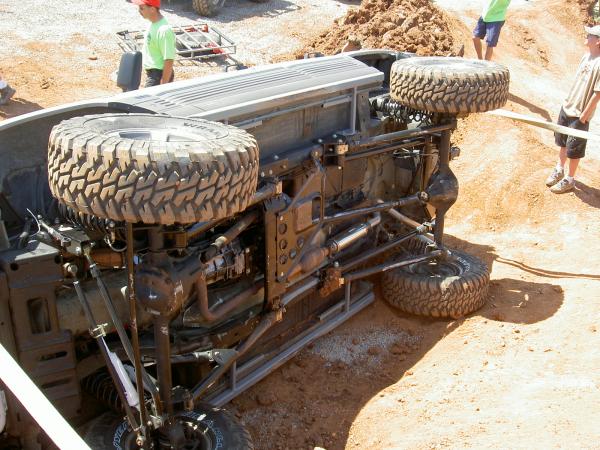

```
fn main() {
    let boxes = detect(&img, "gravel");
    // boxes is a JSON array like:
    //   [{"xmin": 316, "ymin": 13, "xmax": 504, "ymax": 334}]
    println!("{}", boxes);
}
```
[
  {"xmin": 0, "ymin": 0, "xmax": 352, "ymax": 65},
  {"xmin": 307, "ymin": 326, "xmax": 422, "ymax": 369}
]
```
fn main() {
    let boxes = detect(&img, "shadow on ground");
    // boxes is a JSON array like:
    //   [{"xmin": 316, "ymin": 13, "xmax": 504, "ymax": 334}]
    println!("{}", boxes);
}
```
[
  {"xmin": 0, "ymin": 98, "xmax": 43, "ymax": 120},
  {"xmin": 232, "ymin": 234, "xmax": 564, "ymax": 449},
  {"xmin": 164, "ymin": 0, "xmax": 300, "ymax": 22},
  {"xmin": 507, "ymin": 92, "xmax": 552, "ymax": 121},
  {"xmin": 574, "ymin": 180, "xmax": 600, "ymax": 209}
]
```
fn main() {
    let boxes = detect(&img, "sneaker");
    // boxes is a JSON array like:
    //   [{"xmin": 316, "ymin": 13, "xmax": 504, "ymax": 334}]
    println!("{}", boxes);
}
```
[
  {"xmin": 0, "ymin": 86, "xmax": 16, "ymax": 105},
  {"xmin": 545, "ymin": 167, "xmax": 563, "ymax": 187},
  {"xmin": 550, "ymin": 177, "xmax": 575, "ymax": 194}
]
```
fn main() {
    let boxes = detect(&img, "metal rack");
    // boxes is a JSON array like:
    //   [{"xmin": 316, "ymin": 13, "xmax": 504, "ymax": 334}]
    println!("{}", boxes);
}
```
[{"xmin": 117, "ymin": 22, "xmax": 237, "ymax": 62}]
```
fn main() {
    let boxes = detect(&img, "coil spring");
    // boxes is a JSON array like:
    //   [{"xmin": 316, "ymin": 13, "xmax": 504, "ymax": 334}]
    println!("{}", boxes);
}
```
[
  {"xmin": 58, "ymin": 204, "xmax": 125, "ymax": 240},
  {"xmin": 81, "ymin": 371, "xmax": 123, "ymax": 412},
  {"xmin": 371, "ymin": 97, "xmax": 432, "ymax": 124}
]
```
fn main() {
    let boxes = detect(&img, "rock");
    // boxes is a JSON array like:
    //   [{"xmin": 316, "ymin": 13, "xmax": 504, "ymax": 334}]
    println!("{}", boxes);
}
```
[
  {"xmin": 367, "ymin": 346, "xmax": 381, "ymax": 356},
  {"xmin": 390, "ymin": 343, "xmax": 407, "ymax": 355},
  {"xmin": 256, "ymin": 391, "xmax": 277, "ymax": 406},
  {"xmin": 333, "ymin": 361, "xmax": 345, "ymax": 371},
  {"xmin": 294, "ymin": 358, "xmax": 308, "ymax": 368},
  {"xmin": 492, "ymin": 311, "xmax": 506, "ymax": 321}
]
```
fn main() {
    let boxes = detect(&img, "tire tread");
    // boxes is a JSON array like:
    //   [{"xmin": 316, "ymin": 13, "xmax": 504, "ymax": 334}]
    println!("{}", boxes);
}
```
[
  {"xmin": 48, "ymin": 114, "xmax": 259, "ymax": 225},
  {"xmin": 382, "ymin": 248, "xmax": 490, "ymax": 319},
  {"xmin": 390, "ymin": 57, "xmax": 510, "ymax": 114}
]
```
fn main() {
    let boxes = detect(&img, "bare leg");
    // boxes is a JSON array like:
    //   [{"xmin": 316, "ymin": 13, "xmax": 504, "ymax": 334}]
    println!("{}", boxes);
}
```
[
  {"xmin": 567, "ymin": 158, "xmax": 580, "ymax": 177},
  {"xmin": 559, "ymin": 147, "xmax": 568, "ymax": 167},
  {"xmin": 484, "ymin": 45, "xmax": 494, "ymax": 61},
  {"xmin": 473, "ymin": 37, "xmax": 483, "ymax": 59}
]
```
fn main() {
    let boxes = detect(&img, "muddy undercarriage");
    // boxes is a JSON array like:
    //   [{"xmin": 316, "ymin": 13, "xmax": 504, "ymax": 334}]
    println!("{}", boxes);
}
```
[{"xmin": 0, "ymin": 51, "xmax": 508, "ymax": 449}]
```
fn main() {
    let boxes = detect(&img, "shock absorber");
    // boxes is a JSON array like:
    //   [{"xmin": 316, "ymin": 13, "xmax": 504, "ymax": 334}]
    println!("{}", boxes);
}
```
[
  {"xmin": 82, "ymin": 371, "xmax": 124, "ymax": 412},
  {"xmin": 370, "ymin": 97, "xmax": 431, "ymax": 123},
  {"xmin": 58, "ymin": 204, "xmax": 125, "ymax": 239}
]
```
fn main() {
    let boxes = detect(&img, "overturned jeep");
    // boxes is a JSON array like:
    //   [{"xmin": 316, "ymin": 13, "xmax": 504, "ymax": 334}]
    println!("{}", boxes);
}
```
[{"xmin": 0, "ymin": 51, "xmax": 509, "ymax": 449}]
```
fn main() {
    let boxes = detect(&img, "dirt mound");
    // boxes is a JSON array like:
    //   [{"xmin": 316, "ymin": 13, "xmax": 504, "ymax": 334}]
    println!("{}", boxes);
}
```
[
  {"xmin": 577, "ymin": 0, "xmax": 597, "ymax": 20},
  {"xmin": 296, "ymin": 0, "xmax": 457, "ymax": 57}
]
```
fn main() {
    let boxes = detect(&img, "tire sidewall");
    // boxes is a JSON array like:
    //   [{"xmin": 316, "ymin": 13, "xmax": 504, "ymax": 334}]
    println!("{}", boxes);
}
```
[
  {"xmin": 86, "ymin": 405, "xmax": 253, "ymax": 450},
  {"xmin": 77, "ymin": 114, "xmax": 232, "ymax": 141}
]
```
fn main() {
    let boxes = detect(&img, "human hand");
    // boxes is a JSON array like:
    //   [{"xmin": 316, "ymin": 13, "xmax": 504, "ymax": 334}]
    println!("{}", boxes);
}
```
[{"xmin": 580, "ymin": 111, "xmax": 592, "ymax": 124}]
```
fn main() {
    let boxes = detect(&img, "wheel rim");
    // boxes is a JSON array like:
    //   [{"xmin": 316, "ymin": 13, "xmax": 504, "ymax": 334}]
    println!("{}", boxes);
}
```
[
  {"xmin": 398, "ymin": 57, "xmax": 500, "ymax": 72},
  {"xmin": 179, "ymin": 414, "xmax": 218, "ymax": 450},
  {"xmin": 182, "ymin": 418, "xmax": 214, "ymax": 450},
  {"xmin": 152, "ymin": 417, "xmax": 216, "ymax": 450},
  {"xmin": 105, "ymin": 127, "xmax": 203, "ymax": 142},
  {"xmin": 404, "ymin": 257, "xmax": 465, "ymax": 278},
  {"xmin": 87, "ymin": 115, "xmax": 230, "ymax": 141}
]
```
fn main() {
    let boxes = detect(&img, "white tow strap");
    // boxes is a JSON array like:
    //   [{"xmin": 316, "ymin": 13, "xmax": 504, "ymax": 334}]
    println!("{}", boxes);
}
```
[
  {"xmin": 0, "ymin": 343, "xmax": 91, "ymax": 450},
  {"xmin": 487, "ymin": 108, "xmax": 600, "ymax": 143}
]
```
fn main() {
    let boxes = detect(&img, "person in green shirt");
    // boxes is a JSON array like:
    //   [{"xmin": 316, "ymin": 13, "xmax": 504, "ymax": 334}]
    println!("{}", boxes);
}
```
[
  {"xmin": 472, "ymin": 0, "xmax": 511, "ymax": 61},
  {"xmin": 132, "ymin": 0, "xmax": 176, "ymax": 87}
]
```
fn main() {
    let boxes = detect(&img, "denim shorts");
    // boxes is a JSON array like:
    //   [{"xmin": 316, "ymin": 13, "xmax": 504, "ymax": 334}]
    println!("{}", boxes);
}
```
[
  {"xmin": 473, "ymin": 17, "xmax": 506, "ymax": 47},
  {"xmin": 554, "ymin": 107, "xmax": 589, "ymax": 159}
]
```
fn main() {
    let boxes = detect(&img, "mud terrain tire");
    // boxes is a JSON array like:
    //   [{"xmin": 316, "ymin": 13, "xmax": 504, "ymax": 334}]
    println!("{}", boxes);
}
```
[
  {"xmin": 48, "ymin": 114, "xmax": 259, "ymax": 225},
  {"xmin": 84, "ymin": 405, "xmax": 254, "ymax": 449},
  {"xmin": 390, "ymin": 57, "xmax": 510, "ymax": 114},
  {"xmin": 192, "ymin": 0, "xmax": 223, "ymax": 16},
  {"xmin": 382, "ymin": 247, "xmax": 489, "ymax": 318}
]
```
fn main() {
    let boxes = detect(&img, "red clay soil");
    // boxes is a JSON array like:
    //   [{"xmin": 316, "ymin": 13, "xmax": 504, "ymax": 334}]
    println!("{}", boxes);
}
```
[{"xmin": 296, "ymin": 0, "xmax": 459, "ymax": 57}]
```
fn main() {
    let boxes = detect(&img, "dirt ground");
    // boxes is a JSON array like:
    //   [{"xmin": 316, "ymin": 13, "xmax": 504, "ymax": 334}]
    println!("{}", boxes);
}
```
[{"xmin": 2, "ymin": 0, "xmax": 600, "ymax": 449}]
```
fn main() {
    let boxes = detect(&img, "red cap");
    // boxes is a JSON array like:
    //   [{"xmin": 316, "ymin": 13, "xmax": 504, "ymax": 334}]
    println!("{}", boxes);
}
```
[{"xmin": 131, "ymin": 0, "xmax": 161, "ymax": 7}]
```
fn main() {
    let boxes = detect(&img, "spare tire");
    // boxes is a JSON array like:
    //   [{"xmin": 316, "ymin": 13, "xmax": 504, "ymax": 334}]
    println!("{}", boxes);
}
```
[
  {"xmin": 48, "ymin": 114, "xmax": 259, "ymax": 225},
  {"xmin": 390, "ymin": 57, "xmax": 510, "ymax": 114},
  {"xmin": 85, "ymin": 405, "xmax": 254, "ymax": 450},
  {"xmin": 192, "ymin": 0, "xmax": 224, "ymax": 17},
  {"xmin": 382, "ymin": 246, "xmax": 489, "ymax": 319}
]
